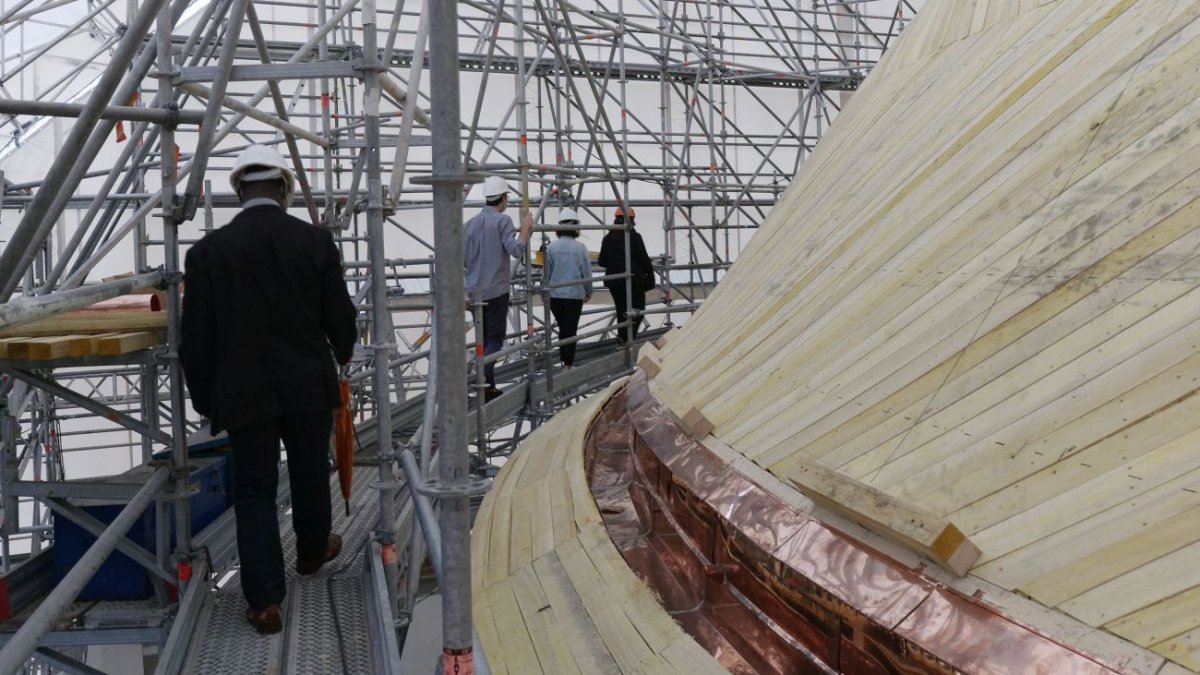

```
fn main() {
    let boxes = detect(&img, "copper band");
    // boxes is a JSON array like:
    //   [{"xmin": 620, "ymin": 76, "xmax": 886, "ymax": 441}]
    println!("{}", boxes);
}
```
[{"xmin": 584, "ymin": 372, "xmax": 1127, "ymax": 674}]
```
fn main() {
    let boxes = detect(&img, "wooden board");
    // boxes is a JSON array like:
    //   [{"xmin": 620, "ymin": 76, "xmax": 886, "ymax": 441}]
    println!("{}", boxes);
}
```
[
  {"xmin": 6, "ymin": 335, "xmax": 84, "ymax": 360},
  {"xmin": 784, "ymin": 459, "xmax": 980, "ymax": 575},
  {"xmin": 0, "ymin": 310, "xmax": 166, "ymax": 337}
]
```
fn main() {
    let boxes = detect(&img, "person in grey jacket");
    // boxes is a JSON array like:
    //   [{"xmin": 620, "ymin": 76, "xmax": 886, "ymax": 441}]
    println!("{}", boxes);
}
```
[
  {"xmin": 544, "ymin": 208, "xmax": 593, "ymax": 367},
  {"xmin": 464, "ymin": 175, "xmax": 532, "ymax": 399}
]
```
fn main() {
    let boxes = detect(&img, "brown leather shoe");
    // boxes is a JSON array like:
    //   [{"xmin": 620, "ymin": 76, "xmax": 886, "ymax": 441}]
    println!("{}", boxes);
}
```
[
  {"xmin": 296, "ymin": 533, "xmax": 342, "ymax": 576},
  {"xmin": 246, "ymin": 604, "xmax": 282, "ymax": 635}
]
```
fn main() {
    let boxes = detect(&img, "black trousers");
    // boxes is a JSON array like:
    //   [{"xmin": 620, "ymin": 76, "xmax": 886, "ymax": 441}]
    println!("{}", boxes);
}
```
[
  {"xmin": 549, "ymin": 297, "xmax": 584, "ymax": 366},
  {"xmin": 607, "ymin": 282, "xmax": 645, "ymax": 343},
  {"xmin": 481, "ymin": 294, "xmax": 509, "ymax": 386},
  {"xmin": 228, "ymin": 411, "xmax": 333, "ymax": 609}
]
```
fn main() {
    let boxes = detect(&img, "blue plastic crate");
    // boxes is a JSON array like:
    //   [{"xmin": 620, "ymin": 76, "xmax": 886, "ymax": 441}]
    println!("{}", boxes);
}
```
[{"xmin": 52, "ymin": 456, "xmax": 231, "ymax": 600}]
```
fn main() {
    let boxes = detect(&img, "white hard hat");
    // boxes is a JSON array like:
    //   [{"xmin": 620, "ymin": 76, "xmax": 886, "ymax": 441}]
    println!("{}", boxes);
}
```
[
  {"xmin": 558, "ymin": 208, "xmax": 580, "ymax": 224},
  {"xmin": 230, "ymin": 144, "xmax": 295, "ymax": 202},
  {"xmin": 483, "ymin": 175, "xmax": 509, "ymax": 198}
]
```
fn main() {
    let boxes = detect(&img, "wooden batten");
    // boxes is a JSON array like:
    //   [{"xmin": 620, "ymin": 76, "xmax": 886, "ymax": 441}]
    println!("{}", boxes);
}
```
[{"xmin": 786, "ymin": 458, "xmax": 981, "ymax": 576}]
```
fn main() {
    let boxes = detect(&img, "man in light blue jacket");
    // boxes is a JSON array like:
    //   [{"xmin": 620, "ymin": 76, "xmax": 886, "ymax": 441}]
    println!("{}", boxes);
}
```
[
  {"xmin": 465, "ymin": 176, "xmax": 532, "ymax": 399},
  {"xmin": 544, "ymin": 208, "xmax": 593, "ymax": 368}
]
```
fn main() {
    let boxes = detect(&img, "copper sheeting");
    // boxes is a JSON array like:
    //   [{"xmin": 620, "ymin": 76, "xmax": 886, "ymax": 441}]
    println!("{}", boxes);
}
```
[{"xmin": 585, "ymin": 371, "xmax": 1128, "ymax": 674}]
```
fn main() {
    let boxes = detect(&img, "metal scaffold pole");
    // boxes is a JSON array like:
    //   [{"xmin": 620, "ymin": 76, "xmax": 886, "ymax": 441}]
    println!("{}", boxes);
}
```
[
  {"xmin": 154, "ymin": 0, "xmax": 194, "ymax": 577},
  {"xmin": 362, "ymin": 0, "xmax": 402, "ymax": 620},
  {"xmin": 426, "ymin": 0, "xmax": 476, "ymax": 670}
]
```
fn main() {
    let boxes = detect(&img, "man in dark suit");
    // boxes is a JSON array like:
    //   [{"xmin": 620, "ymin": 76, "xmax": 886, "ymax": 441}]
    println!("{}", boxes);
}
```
[{"xmin": 180, "ymin": 144, "xmax": 357, "ymax": 635}]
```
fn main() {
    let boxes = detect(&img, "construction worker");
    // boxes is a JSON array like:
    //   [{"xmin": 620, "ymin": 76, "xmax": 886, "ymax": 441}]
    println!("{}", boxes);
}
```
[
  {"xmin": 544, "ymin": 208, "xmax": 593, "ymax": 368},
  {"xmin": 464, "ymin": 175, "xmax": 533, "ymax": 400},
  {"xmin": 597, "ymin": 206, "xmax": 655, "ymax": 343},
  {"xmin": 180, "ymin": 144, "xmax": 357, "ymax": 635}
]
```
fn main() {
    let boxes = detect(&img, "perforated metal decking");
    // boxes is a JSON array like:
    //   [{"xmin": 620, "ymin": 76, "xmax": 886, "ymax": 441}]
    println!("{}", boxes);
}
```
[{"xmin": 178, "ymin": 467, "xmax": 383, "ymax": 675}]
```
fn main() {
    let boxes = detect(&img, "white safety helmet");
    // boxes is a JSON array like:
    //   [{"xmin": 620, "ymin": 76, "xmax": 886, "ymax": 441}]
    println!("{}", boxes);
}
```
[
  {"xmin": 558, "ymin": 208, "xmax": 580, "ymax": 225},
  {"xmin": 482, "ymin": 175, "xmax": 509, "ymax": 199},
  {"xmin": 229, "ymin": 144, "xmax": 296, "ymax": 203}
]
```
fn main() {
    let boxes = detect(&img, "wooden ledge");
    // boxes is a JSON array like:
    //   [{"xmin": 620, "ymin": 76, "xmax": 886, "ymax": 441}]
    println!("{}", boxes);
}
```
[
  {"xmin": 637, "ymin": 343, "xmax": 663, "ymax": 378},
  {"xmin": 784, "ymin": 459, "xmax": 981, "ymax": 576},
  {"xmin": 680, "ymin": 406, "xmax": 715, "ymax": 440}
]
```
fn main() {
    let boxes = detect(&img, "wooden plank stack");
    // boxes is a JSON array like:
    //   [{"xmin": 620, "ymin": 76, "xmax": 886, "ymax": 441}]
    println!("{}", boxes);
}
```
[
  {"xmin": 641, "ymin": 0, "xmax": 1200, "ymax": 669},
  {"xmin": 0, "ymin": 331, "xmax": 162, "ymax": 360},
  {"xmin": 472, "ymin": 383, "xmax": 724, "ymax": 674},
  {"xmin": 0, "ymin": 293, "xmax": 167, "ymax": 361}
]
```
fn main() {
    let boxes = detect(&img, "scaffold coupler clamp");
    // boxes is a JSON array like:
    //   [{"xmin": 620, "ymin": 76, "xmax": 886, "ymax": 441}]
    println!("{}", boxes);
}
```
[
  {"xmin": 156, "ymin": 267, "xmax": 181, "ymax": 289},
  {"xmin": 160, "ymin": 101, "xmax": 181, "ymax": 130},
  {"xmin": 150, "ymin": 459, "xmax": 199, "ymax": 499},
  {"xmin": 409, "ymin": 170, "xmax": 485, "ymax": 189},
  {"xmin": 413, "ymin": 474, "xmax": 490, "ymax": 500}
]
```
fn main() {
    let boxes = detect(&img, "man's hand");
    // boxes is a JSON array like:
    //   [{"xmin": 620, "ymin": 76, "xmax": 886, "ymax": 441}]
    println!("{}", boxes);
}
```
[{"xmin": 519, "ymin": 208, "xmax": 534, "ymax": 243}]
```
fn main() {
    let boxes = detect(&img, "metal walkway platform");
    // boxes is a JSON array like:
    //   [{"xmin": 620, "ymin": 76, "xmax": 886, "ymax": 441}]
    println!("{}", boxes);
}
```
[
  {"xmin": 161, "ymin": 337, "xmax": 648, "ymax": 673},
  {"xmin": 170, "ymin": 467, "xmax": 386, "ymax": 675}
]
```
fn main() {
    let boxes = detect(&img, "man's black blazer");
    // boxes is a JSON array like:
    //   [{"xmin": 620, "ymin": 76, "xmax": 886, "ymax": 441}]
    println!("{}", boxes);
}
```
[{"xmin": 180, "ymin": 204, "xmax": 358, "ymax": 433}]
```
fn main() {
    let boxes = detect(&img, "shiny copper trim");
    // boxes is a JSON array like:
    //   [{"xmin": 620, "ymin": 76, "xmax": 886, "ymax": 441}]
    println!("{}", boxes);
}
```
[{"xmin": 584, "ymin": 372, "xmax": 1132, "ymax": 674}]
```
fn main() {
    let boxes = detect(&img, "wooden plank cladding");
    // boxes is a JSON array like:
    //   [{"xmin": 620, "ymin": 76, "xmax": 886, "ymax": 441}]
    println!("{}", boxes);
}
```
[
  {"xmin": 471, "ymin": 381, "xmax": 725, "ymax": 674},
  {"xmin": 639, "ymin": 0, "xmax": 1200, "ymax": 670}
]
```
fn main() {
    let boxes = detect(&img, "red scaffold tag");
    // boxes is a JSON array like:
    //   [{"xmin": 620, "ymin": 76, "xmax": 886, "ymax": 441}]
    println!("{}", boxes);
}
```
[
  {"xmin": 381, "ymin": 543, "xmax": 398, "ymax": 565},
  {"xmin": 442, "ymin": 648, "xmax": 474, "ymax": 675}
]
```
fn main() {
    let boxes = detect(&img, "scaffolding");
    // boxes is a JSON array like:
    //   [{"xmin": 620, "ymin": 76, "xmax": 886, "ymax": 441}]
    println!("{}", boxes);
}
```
[{"xmin": 0, "ymin": 0, "xmax": 916, "ymax": 671}]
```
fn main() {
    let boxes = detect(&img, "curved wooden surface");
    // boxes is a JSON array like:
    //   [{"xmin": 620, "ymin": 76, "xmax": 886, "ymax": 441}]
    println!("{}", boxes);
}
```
[
  {"xmin": 471, "ymin": 383, "xmax": 724, "ymax": 674},
  {"xmin": 645, "ymin": 0, "xmax": 1200, "ymax": 669}
]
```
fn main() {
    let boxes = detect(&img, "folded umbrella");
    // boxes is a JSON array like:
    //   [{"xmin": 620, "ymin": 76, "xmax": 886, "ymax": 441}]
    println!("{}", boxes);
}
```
[{"xmin": 334, "ymin": 376, "xmax": 353, "ymax": 515}]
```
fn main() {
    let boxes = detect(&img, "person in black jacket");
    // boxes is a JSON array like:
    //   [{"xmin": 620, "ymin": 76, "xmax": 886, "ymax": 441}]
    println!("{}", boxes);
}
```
[
  {"xmin": 597, "ymin": 206, "xmax": 655, "ymax": 343},
  {"xmin": 180, "ymin": 145, "xmax": 357, "ymax": 635}
]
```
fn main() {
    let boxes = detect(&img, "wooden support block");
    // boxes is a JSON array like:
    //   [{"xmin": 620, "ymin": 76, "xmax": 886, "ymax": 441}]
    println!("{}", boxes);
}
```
[
  {"xmin": 637, "ymin": 343, "xmax": 662, "ymax": 378},
  {"xmin": 680, "ymin": 406, "xmax": 714, "ymax": 439},
  {"xmin": 96, "ymin": 331, "xmax": 161, "ymax": 356},
  {"xmin": 785, "ymin": 459, "xmax": 981, "ymax": 576}
]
